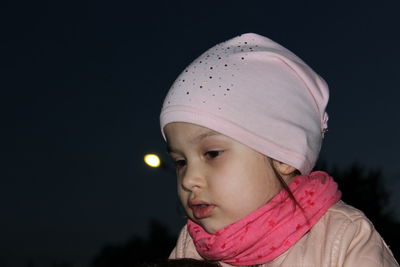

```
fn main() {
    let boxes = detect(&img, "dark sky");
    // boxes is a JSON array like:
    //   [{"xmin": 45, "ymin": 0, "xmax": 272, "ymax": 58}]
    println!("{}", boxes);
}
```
[{"xmin": 1, "ymin": 1, "xmax": 400, "ymax": 266}]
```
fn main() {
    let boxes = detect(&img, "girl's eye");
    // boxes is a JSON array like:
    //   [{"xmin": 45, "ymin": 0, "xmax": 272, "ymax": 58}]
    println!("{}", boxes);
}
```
[
  {"xmin": 205, "ymin": 150, "xmax": 222, "ymax": 159},
  {"xmin": 174, "ymin": 159, "xmax": 186, "ymax": 169}
]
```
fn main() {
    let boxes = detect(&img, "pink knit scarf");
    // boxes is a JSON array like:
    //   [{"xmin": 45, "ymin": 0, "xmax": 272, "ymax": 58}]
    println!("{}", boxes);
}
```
[{"xmin": 187, "ymin": 171, "xmax": 341, "ymax": 266}]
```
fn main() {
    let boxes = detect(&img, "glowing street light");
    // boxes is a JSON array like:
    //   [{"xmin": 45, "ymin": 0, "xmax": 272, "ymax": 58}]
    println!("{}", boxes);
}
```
[
  {"xmin": 144, "ymin": 154, "xmax": 161, "ymax": 168},
  {"xmin": 143, "ymin": 153, "xmax": 174, "ymax": 173}
]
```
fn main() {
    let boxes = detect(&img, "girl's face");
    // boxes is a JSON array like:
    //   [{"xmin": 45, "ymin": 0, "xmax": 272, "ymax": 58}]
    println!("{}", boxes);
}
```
[{"xmin": 164, "ymin": 122, "xmax": 283, "ymax": 234}]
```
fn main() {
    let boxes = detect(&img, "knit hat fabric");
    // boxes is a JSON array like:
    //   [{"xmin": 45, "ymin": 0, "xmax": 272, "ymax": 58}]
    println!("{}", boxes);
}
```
[{"xmin": 160, "ymin": 33, "xmax": 329, "ymax": 174}]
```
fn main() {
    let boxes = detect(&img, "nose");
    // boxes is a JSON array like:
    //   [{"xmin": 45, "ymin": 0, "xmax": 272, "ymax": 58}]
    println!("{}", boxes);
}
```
[{"xmin": 180, "ymin": 162, "xmax": 206, "ymax": 192}]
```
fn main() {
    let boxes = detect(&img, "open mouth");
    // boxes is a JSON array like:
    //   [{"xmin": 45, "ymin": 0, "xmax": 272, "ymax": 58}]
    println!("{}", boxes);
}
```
[{"xmin": 191, "ymin": 204, "xmax": 215, "ymax": 219}]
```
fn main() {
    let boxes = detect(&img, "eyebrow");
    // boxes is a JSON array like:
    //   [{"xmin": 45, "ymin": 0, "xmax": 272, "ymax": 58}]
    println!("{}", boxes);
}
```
[
  {"xmin": 189, "ymin": 130, "xmax": 221, "ymax": 144},
  {"xmin": 166, "ymin": 130, "xmax": 222, "ymax": 153}
]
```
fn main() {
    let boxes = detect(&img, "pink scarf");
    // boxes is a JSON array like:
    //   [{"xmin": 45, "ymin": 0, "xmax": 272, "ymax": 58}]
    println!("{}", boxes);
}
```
[{"xmin": 187, "ymin": 171, "xmax": 341, "ymax": 266}]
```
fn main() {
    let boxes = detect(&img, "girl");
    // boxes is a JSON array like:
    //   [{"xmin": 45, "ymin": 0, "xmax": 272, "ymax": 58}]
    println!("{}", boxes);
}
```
[{"xmin": 159, "ymin": 33, "xmax": 399, "ymax": 266}]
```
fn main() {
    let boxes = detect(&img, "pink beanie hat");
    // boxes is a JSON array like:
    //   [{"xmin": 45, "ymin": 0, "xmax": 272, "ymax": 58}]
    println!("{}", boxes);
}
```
[{"xmin": 160, "ymin": 33, "xmax": 329, "ymax": 174}]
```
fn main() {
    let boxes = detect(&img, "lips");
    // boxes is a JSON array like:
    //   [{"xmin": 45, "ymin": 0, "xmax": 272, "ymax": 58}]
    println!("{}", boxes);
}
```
[{"xmin": 188, "ymin": 199, "xmax": 215, "ymax": 219}]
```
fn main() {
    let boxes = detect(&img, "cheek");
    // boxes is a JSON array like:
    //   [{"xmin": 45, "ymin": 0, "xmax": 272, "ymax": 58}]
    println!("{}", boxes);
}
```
[
  {"xmin": 226, "ymin": 158, "xmax": 281, "ymax": 204},
  {"xmin": 208, "ymin": 164, "xmax": 236, "ymax": 191},
  {"xmin": 177, "ymin": 184, "xmax": 187, "ymax": 206},
  {"xmin": 208, "ymin": 163, "xmax": 261, "ymax": 201},
  {"xmin": 249, "ymin": 168, "xmax": 281, "ymax": 201}
]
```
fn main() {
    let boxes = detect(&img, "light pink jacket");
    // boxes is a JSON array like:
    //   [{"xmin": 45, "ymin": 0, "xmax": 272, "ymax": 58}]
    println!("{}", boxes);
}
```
[{"xmin": 170, "ymin": 201, "xmax": 399, "ymax": 266}]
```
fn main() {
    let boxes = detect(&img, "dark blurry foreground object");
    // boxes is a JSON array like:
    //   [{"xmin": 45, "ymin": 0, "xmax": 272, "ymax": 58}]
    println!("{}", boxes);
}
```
[{"xmin": 136, "ymin": 258, "xmax": 221, "ymax": 267}]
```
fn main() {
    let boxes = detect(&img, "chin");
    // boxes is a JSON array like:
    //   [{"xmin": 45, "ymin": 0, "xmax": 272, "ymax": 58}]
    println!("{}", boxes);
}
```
[
  {"xmin": 202, "ymin": 221, "xmax": 224, "ymax": 234},
  {"xmin": 187, "ymin": 213, "xmax": 225, "ymax": 234},
  {"xmin": 204, "ymin": 226, "xmax": 217, "ymax": 234},
  {"xmin": 190, "ymin": 218, "xmax": 217, "ymax": 234}
]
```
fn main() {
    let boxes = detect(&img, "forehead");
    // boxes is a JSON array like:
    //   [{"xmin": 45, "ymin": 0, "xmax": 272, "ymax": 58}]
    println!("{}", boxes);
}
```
[{"xmin": 164, "ymin": 122, "xmax": 222, "ymax": 145}]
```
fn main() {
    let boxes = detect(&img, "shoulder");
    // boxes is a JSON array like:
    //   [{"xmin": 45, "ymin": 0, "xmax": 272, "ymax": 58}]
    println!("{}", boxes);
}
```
[
  {"xmin": 308, "ymin": 200, "xmax": 377, "ymax": 247},
  {"xmin": 326, "ymin": 200, "xmax": 372, "ymax": 221},
  {"xmin": 314, "ymin": 200, "xmax": 399, "ymax": 266},
  {"xmin": 319, "ymin": 200, "xmax": 375, "ymax": 236}
]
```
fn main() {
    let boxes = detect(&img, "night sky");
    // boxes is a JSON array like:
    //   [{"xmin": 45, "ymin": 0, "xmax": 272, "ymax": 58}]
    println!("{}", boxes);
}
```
[{"xmin": 1, "ymin": 1, "xmax": 400, "ymax": 266}]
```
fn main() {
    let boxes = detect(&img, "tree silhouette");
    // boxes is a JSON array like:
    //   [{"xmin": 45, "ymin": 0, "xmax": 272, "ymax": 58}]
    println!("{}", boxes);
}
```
[
  {"xmin": 91, "ymin": 220, "xmax": 176, "ymax": 267},
  {"xmin": 52, "ymin": 261, "xmax": 72, "ymax": 267},
  {"xmin": 25, "ymin": 260, "xmax": 34, "ymax": 267}
]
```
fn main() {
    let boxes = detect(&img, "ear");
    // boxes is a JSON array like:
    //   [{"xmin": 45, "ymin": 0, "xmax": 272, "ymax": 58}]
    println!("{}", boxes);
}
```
[{"xmin": 271, "ymin": 160, "xmax": 297, "ymax": 176}]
